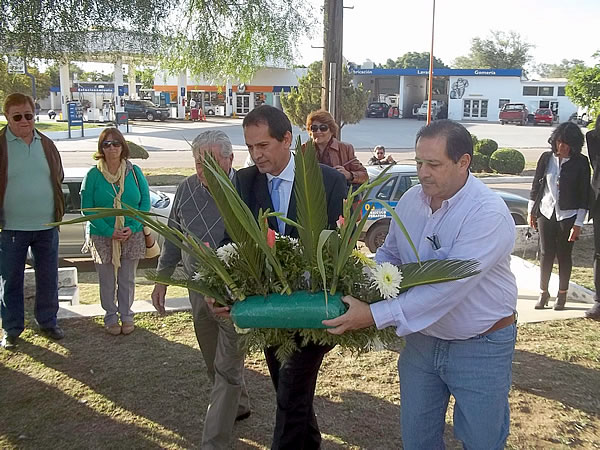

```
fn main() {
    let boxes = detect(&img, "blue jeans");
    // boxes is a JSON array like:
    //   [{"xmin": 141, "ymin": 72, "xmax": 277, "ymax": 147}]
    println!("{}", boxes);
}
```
[
  {"xmin": 399, "ymin": 324, "xmax": 517, "ymax": 450},
  {"xmin": 0, "ymin": 229, "xmax": 60, "ymax": 337}
]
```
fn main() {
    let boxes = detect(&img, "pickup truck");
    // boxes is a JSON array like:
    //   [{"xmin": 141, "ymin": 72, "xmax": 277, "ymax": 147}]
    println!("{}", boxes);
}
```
[{"xmin": 499, "ymin": 103, "xmax": 528, "ymax": 126}]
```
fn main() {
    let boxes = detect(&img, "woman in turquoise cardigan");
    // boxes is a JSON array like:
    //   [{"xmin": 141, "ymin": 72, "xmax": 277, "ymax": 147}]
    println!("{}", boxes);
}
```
[{"xmin": 81, "ymin": 128, "xmax": 150, "ymax": 336}]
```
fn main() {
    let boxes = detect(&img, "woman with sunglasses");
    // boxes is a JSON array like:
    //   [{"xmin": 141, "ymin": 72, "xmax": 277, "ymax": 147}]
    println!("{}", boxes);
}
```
[
  {"xmin": 529, "ymin": 122, "xmax": 591, "ymax": 311},
  {"xmin": 81, "ymin": 128, "xmax": 150, "ymax": 335},
  {"xmin": 305, "ymin": 110, "xmax": 367, "ymax": 185}
]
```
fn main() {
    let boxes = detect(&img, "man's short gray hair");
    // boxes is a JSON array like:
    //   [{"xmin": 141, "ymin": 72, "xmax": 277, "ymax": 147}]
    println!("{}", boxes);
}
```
[{"xmin": 191, "ymin": 130, "xmax": 233, "ymax": 159}]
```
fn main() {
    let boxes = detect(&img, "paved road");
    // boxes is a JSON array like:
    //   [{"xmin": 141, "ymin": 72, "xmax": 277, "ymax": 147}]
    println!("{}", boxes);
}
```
[{"xmin": 51, "ymin": 117, "xmax": 587, "ymax": 170}]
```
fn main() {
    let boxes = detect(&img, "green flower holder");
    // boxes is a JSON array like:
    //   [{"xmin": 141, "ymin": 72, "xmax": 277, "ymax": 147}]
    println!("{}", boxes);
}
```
[{"xmin": 230, "ymin": 290, "xmax": 347, "ymax": 329}]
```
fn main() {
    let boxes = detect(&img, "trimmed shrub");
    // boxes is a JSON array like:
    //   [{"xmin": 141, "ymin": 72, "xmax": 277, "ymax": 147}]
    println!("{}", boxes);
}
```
[
  {"xmin": 127, "ymin": 141, "xmax": 149, "ymax": 159},
  {"xmin": 470, "ymin": 133, "xmax": 478, "ymax": 149},
  {"xmin": 475, "ymin": 138, "xmax": 498, "ymax": 156},
  {"xmin": 470, "ymin": 152, "xmax": 489, "ymax": 173},
  {"xmin": 489, "ymin": 148, "xmax": 525, "ymax": 175}
]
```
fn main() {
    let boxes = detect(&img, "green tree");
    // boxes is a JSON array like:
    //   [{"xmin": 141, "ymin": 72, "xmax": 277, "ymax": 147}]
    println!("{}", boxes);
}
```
[
  {"xmin": 137, "ymin": 68, "xmax": 157, "ymax": 89},
  {"xmin": 453, "ymin": 31, "xmax": 533, "ymax": 69},
  {"xmin": 1, "ymin": 0, "xmax": 313, "ymax": 81},
  {"xmin": 535, "ymin": 59, "xmax": 585, "ymax": 78},
  {"xmin": 281, "ymin": 61, "xmax": 370, "ymax": 131},
  {"xmin": 383, "ymin": 52, "xmax": 448, "ymax": 69},
  {"xmin": 0, "ymin": 59, "xmax": 52, "ymax": 110},
  {"xmin": 566, "ymin": 56, "xmax": 600, "ymax": 120}
]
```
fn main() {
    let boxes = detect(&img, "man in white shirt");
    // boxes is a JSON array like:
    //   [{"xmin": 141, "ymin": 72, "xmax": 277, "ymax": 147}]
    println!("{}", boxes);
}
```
[{"xmin": 324, "ymin": 119, "xmax": 518, "ymax": 450}]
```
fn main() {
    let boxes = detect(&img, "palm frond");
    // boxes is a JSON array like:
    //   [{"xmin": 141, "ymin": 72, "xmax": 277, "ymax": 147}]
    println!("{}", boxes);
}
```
[
  {"xmin": 293, "ymin": 137, "xmax": 328, "ymax": 265},
  {"xmin": 399, "ymin": 259, "xmax": 481, "ymax": 291},
  {"xmin": 145, "ymin": 269, "xmax": 229, "ymax": 305}
]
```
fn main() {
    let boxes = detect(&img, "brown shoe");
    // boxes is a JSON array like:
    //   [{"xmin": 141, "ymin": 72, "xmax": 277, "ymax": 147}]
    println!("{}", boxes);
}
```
[
  {"xmin": 585, "ymin": 302, "xmax": 600, "ymax": 320},
  {"xmin": 121, "ymin": 322, "xmax": 135, "ymax": 335},
  {"xmin": 534, "ymin": 292, "xmax": 550, "ymax": 309},
  {"xmin": 106, "ymin": 324, "xmax": 121, "ymax": 336}
]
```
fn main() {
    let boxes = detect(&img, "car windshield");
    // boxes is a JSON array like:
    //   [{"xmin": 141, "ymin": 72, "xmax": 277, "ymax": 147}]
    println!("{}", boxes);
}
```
[
  {"xmin": 537, "ymin": 109, "xmax": 551, "ymax": 114},
  {"xmin": 504, "ymin": 104, "xmax": 524, "ymax": 111},
  {"xmin": 141, "ymin": 100, "xmax": 158, "ymax": 108},
  {"xmin": 369, "ymin": 103, "xmax": 383, "ymax": 108}
]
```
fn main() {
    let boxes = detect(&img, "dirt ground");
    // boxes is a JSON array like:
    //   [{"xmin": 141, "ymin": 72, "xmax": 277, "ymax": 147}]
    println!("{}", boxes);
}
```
[{"xmin": 1, "ymin": 312, "xmax": 599, "ymax": 449}]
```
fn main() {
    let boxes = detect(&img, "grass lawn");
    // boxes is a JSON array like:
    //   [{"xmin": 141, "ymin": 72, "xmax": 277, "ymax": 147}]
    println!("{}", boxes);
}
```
[
  {"xmin": 0, "ymin": 120, "xmax": 103, "ymax": 132},
  {"xmin": 1, "ymin": 313, "xmax": 598, "ymax": 449}
]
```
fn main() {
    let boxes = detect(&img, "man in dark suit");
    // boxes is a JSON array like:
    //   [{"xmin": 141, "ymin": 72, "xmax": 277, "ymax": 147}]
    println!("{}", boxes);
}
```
[
  {"xmin": 216, "ymin": 105, "xmax": 346, "ymax": 449},
  {"xmin": 586, "ymin": 116, "xmax": 600, "ymax": 320}
]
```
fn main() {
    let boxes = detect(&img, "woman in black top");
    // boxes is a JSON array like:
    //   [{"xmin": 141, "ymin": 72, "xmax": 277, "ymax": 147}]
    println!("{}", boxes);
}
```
[
  {"xmin": 528, "ymin": 122, "xmax": 591, "ymax": 310},
  {"xmin": 586, "ymin": 116, "xmax": 600, "ymax": 319}
]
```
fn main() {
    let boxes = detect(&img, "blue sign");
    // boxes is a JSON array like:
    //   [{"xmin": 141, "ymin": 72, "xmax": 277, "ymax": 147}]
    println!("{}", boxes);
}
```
[
  {"xmin": 118, "ymin": 85, "xmax": 125, "ymax": 96},
  {"xmin": 67, "ymin": 102, "xmax": 83, "ymax": 126},
  {"xmin": 180, "ymin": 87, "xmax": 186, "ymax": 97},
  {"xmin": 351, "ymin": 68, "xmax": 522, "ymax": 77},
  {"xmin": 362, "ymin": 200, "xmax": 397, "ymax": 220}
]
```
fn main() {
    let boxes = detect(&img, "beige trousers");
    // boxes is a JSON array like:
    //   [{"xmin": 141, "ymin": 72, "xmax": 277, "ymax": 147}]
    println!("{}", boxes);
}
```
[{"xmin": 189, "ymin": 290, "xmax": 250, "ymax": 450}]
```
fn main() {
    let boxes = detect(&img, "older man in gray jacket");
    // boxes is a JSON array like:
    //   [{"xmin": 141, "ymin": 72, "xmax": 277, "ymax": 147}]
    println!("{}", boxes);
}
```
[{"xmin": 151, "ymin": 130, "xmax": 249, "ymax": 449}]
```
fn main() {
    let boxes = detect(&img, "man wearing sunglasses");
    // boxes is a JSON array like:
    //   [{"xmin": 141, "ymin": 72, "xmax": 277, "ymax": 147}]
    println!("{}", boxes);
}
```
[{"xmin": 0, "ymin": 93, "xmax": 65, "ymax": 349}]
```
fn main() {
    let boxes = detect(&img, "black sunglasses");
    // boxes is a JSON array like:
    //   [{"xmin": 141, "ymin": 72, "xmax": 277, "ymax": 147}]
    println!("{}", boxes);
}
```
[
  {"xmin": 102, "ymin": 140, "xmax": 123, "ymax": 149},
  {"xmin": 11, "ymin": 113, "xmax": 34, "ymax": 122},
  {"xmin": 310, "ymin": 124, "xmax": 329, "ymax": 132}
]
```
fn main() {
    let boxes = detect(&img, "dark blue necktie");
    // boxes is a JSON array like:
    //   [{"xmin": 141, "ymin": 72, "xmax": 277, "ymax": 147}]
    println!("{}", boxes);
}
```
[{"xmin": 271, "ymin": 177, "xmax": 283, "ymax": 233}]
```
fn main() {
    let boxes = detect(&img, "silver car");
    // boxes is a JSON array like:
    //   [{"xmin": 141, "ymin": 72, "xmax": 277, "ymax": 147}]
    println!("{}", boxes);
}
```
[
  {"xmin": 58, "ymin": 167, "xmax": 173, "ymax": 258},
  {"xmin": 360, "ymin": 165, "xmax": 529, "ymax": 252}
]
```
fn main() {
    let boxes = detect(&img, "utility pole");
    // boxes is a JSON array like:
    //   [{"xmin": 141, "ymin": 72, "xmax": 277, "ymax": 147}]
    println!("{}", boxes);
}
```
[{"xmin": 321, "ymin": 0, "xmax": 343, "ymax": 128}]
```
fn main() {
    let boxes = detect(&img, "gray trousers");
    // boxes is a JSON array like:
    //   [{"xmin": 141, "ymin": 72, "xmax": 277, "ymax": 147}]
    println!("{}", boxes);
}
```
[
  {"xmin": 189, "ymin": 290, "xmax": 250, "ymax": 450},
  {"xmin": 95, "ymin": 258, "xmax": 139, "ymax": 326}
]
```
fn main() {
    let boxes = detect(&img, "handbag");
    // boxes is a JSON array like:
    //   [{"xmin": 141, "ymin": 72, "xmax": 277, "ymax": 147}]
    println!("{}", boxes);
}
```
[{"xmin": 130, "ymin": 167, "xmax": 161, "ymax": 259}]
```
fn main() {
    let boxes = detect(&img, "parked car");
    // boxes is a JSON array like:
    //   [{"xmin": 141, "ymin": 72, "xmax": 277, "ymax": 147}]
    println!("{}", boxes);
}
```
[
  {"xmin": 57, "ymin": 168, "xmax": 174, "ymax": 258},
  {"xmin": 533, "ymin": 108, "xmax": 554, "ymax": 126},
  {"xmin": 415, "ymin": 100, "xmax": 445, "ymax": 121},
  {"xmin": 366, "ymin": 102, "xmax": 390, "ymax": 118},
  {"xmin": 123, "ymin": 100, "xmax": 170, "ymax": 122},
  {"xmin": 359, "ymin": 165, "xmax": 529, "ymax": 252},
  {"xmin": 499, "ymin": 103, "xmax": 529, "ymax": 126}
]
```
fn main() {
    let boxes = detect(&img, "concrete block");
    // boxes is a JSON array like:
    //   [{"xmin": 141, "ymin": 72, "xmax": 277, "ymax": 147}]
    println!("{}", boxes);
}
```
[
  {"xmin": 58, "ymin": 286, "xmax": 80, "ymax": 305},
  {"xmin": 24, "ymin": 266, "xmax": 78, "ymax": 299}
]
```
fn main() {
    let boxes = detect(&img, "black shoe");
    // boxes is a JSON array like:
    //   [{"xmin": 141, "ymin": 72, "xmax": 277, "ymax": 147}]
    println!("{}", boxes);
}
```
[
  {"xmin": 40, "ymin": 326, "xmax": 64, "ymax": 340},
  {"xmin": 1, "ymin": 334, "xmax": 18, "ymax": 349},
  {"xmin": 534, "ymin": 292, "xmax": 550, "ymax": 309},
  {"xmin": 585, "ymin": 302, "xmax": 600, "ymax": 320},
  {"xmin": 554, "ymin": 292, "xmax": 567, "ymax": 311},
  {"xmin": 235, "ymin": 411, "xmax": 251, "ymax": 422}
]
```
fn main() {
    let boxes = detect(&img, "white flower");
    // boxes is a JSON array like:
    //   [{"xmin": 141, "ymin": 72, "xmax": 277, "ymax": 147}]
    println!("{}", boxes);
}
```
[
  {"xmin": 370, "ymin": 262, "xmax": 403, "ymax": 299},
  {"xmin": 216, "ymin": 243, "xmax": 238, "ymax": 266},
  {"xmin": 234, "ymin": 324, "xmax": 252, "ymax": 334}
]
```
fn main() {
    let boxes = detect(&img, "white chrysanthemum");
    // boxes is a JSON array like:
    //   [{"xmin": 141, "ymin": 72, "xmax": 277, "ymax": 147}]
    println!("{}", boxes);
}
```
[
  {"xmin": 234, "ymin": 324, "xmax": 252, "ymax": 335},
  {"xmin": 216, "ymin": 243, "xmax": 237, "ymax": 266},
  {"xmin": 370, "ymin": 262, "xmax": 403, "ymax": 299}
]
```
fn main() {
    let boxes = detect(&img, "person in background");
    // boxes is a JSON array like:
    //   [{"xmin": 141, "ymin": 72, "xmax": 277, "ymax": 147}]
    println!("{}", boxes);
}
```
[
  {"xmin": 151, "ymin": 130, "xmax": 251, "ymax": 449},
  {"xmin": 305, "ymin": 109, "xmax": 367, "ymax": 186},
  {"xmin": 34, "ymin": 99, "xmax": 41, "ymax": 122},
  {"xmin": 586, "ymin": 116, "xmax": 600, "ymax": 320},
  {"xmin": 0, "ymin": 93, "xmax": 65, "ymax": 349},
  {"xmin": 81, "ymin": 128, "xmax": 150, "ymax": 335},
  {"xmin": 528, "ymin": 122, "xmax": 591, "ymax": 311},
  {"xmin": 368, "ymin": 145, "xmax": 396, "ymax": 165},
  {"xmin": 323, "ymin": 119, "xmax": 518, "ymax": 450}
]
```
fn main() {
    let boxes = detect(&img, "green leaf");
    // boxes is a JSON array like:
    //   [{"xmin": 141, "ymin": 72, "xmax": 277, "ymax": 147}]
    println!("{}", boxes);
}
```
[
  {"xmin": 316, "ymin": 230, "xmax": 336, "ymax": 297},
  {"xmin": 398, "ymin": 259, "xmax": 481, "ymax": 291},
  {"xmin": 293, "ymin": 137, "xmax": 328, "ymax": 266}
]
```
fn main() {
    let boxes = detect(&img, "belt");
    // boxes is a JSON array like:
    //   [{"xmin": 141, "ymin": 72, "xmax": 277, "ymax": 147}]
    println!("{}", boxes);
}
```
[{"xmin": 482, "ymin": 313, "xmax": 516, "ymax": 336}]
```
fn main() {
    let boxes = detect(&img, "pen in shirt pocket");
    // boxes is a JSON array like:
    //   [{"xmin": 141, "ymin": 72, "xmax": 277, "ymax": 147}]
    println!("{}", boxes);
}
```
[{"xmin": 426, "ymin": 234, "xmax": 441, "ymax": 250}]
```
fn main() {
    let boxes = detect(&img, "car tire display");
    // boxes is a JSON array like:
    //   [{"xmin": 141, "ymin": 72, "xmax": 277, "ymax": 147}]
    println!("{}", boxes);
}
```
[
  {"xmin": 146, "ymin": 112, "xmax": 155, "ymax": 121},
  {"xmin": 365, "ymin": 220, "xmax": 390, "ymax": 253}
]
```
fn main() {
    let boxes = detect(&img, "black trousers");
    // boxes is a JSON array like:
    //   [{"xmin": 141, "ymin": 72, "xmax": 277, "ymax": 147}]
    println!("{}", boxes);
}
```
[
  {"xmin": 593, "ymin": 210, "xmax": 600, "ymax": 302},
  {"xmin": 264, "ymin": 338, "xmax": 334, "ymax": 450},
  {"xmin": 537, "ymin": 212, "xmax": 576, "ymax": 292}
]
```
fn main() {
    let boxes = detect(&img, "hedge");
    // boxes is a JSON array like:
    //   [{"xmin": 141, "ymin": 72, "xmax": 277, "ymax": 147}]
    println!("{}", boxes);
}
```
[
  {"xmin": 489, "ymin": 148, "xmax": 525, "ymax": 175},
  {"xmin": 127, "ymin": 141, "xmax": 149, "ymax": 159},
  {"xmin": 475, "ymin": 138, "xmax": 498, "ymax": 156},
  {"xmin": 470, "ymin": 152, "xmax": 489, "ymax": 173}
]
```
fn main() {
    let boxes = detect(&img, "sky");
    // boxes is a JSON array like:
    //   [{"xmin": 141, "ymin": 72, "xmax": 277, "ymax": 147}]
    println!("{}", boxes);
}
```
[
  {"xmin": 76, "ymin": 0, "xmax": 599, "ymax": 75},
  {"xmin": 297, "ymin": 0, "xmax": 600, "ymax": 71}
]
